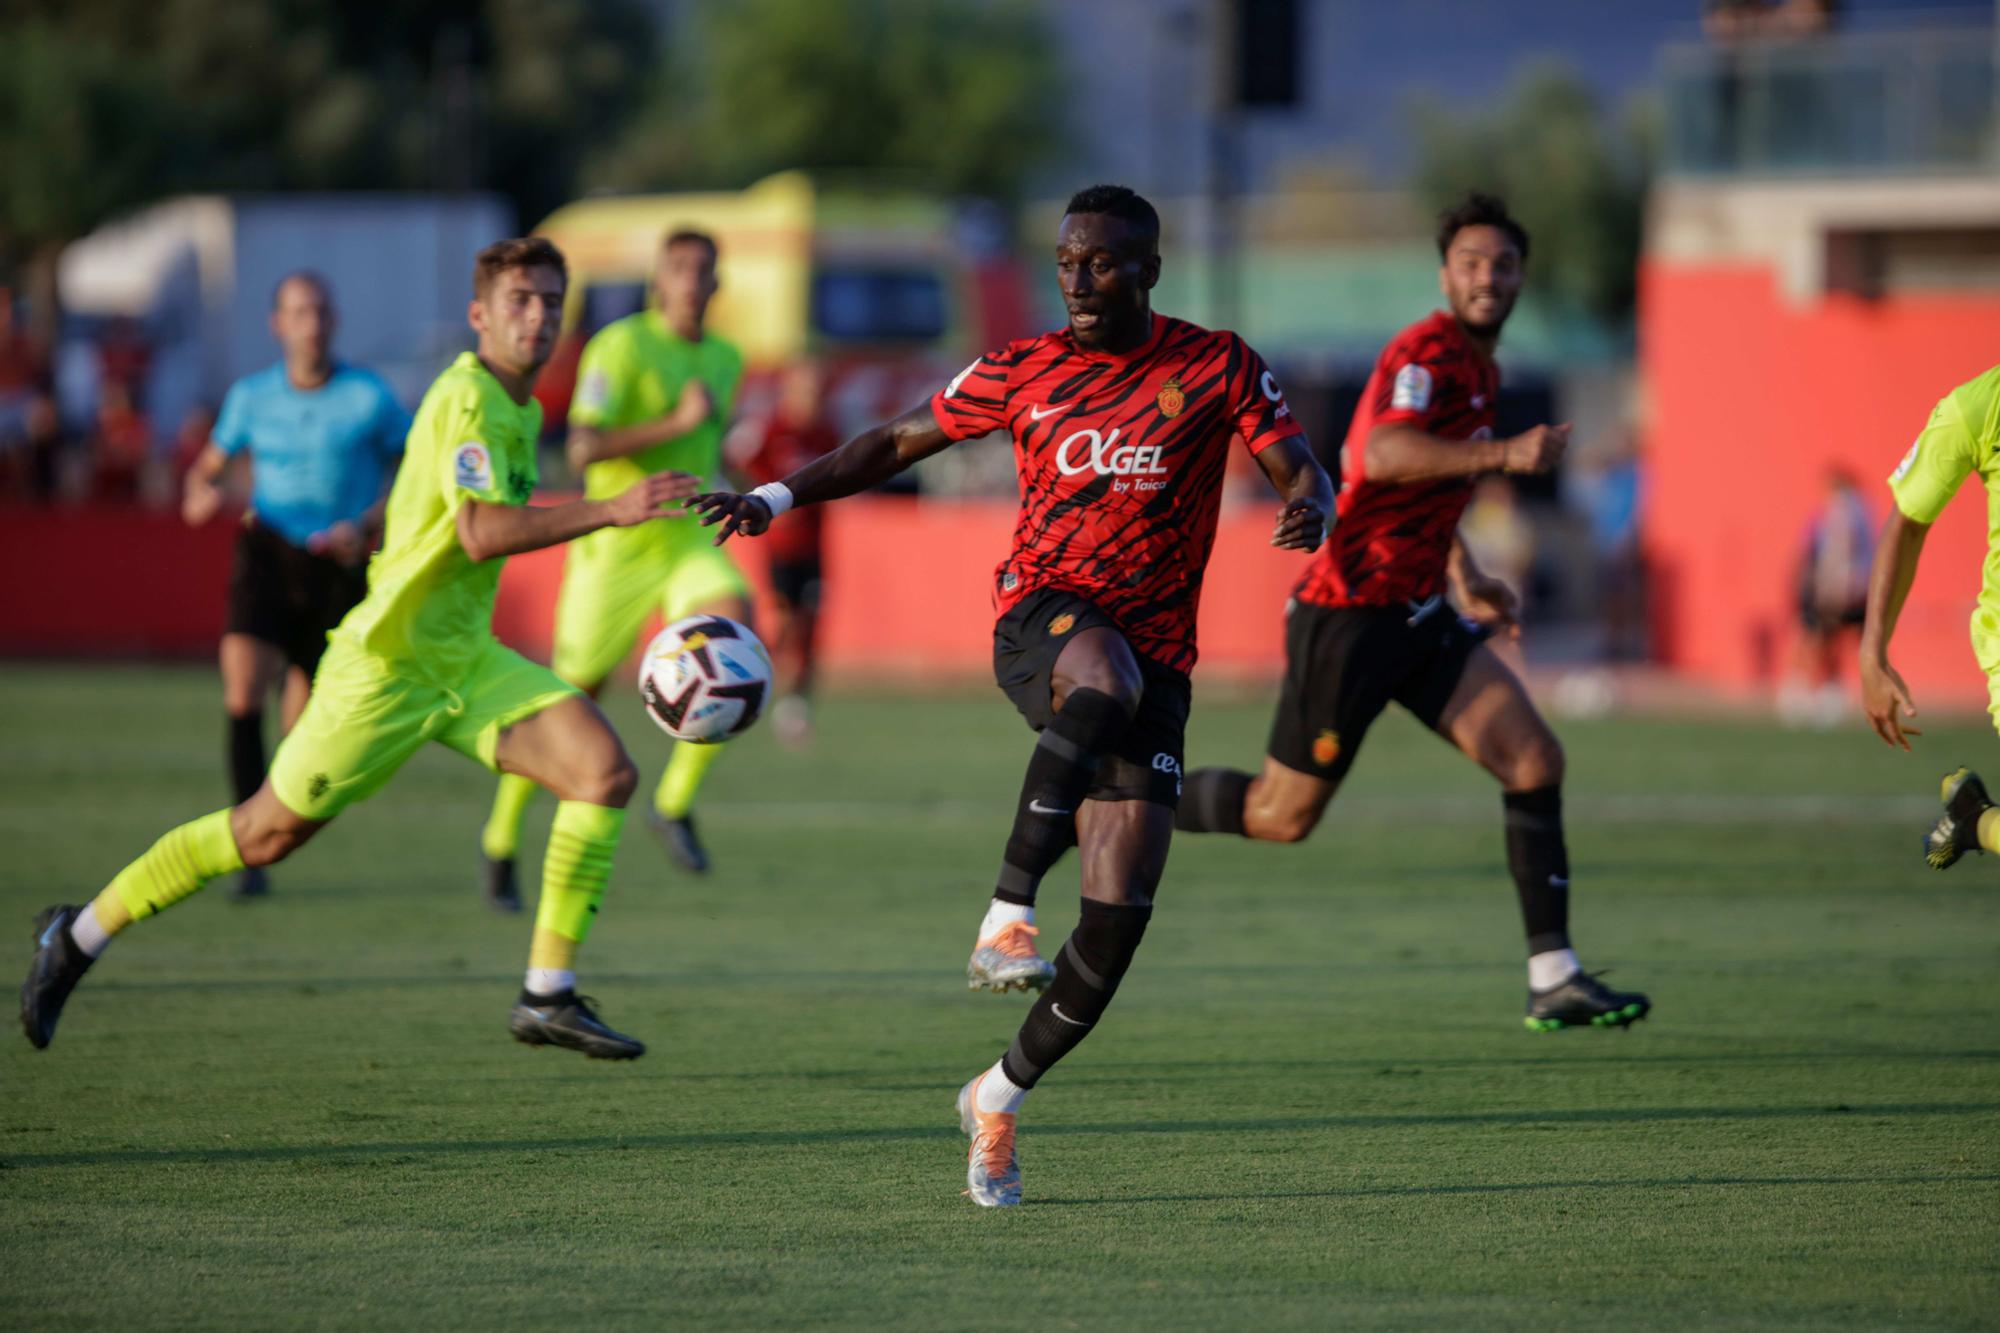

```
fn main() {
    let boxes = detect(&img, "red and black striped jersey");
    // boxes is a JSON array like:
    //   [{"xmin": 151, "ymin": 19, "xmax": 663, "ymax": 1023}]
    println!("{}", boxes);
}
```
[
  {"xmin": 930, "ymin": 313, "xmax": 1304, "ymax": 674},
  {"xmin": 1295, "ymin": 310, "xmax": 1499, "ymax": 609}
]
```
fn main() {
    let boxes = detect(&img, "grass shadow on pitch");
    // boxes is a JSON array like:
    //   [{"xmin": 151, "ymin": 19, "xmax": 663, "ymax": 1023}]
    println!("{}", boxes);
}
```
[
  {"xmin": 6, "ymin": 1101, "xmax": 1994, "ymax": 1171},
  {"xmin": 1031, "ymin": 1171, "xmax": 2000, "ymax": 1209}
]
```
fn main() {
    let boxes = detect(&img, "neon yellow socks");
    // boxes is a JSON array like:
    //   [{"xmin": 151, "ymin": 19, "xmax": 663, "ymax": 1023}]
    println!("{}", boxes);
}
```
[
  {"xmin": 1978, "ymin": 807, "xmax": 2000, "ymax": 855},
  {"xmin": 94, "ymin": 810, "xmax": 244, "ymax": 933},
  {"xmin": 654, "ymin": 741, "xmax": 724, "ymax": 819},
  {"xmin": 526, "ymin": 801, "xmax": 626, "ymax": 994},
  {"xmin": 483, "ymin": 772, "xmax": 540, "ymax": 861}
]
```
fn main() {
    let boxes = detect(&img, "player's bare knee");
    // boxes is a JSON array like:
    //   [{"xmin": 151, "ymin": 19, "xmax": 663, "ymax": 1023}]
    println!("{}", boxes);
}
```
[
  {"xmin": 1512, "ymin": 732, "xmax": 1565, "ymax": 790},
  {"xmin": 1255, "ymin": 804, "xmax": 1320, "ymax": 844},
  {"xmin": 230, "ymin": 809, "xmax": 314, "ymax": 867},
  {"xmin": 577, "ymin": 750, "xmax": 640, "ymax": 807}
]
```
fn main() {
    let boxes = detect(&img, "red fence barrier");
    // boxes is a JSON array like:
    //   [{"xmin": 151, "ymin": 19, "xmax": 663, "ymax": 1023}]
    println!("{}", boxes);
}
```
[{"xmin": 2, "ymin": 498, "xmax": 1308, "ymax": 682}]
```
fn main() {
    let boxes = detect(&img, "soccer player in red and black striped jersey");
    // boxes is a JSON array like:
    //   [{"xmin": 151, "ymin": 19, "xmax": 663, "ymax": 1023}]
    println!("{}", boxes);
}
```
[
  {"xmin": 694, "ymin": 185, "xmax": 1332, "ymax": 1206},
  {"xmin": 1176, "ymin": 193, "xmax": 1651, "ymax": 1035}
]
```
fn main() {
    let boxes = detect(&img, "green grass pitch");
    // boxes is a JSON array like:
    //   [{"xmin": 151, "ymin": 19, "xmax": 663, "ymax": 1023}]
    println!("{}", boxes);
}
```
[{"xmin": 2, "ymin": 663, "xmax": 1996, "ymax": 1329}]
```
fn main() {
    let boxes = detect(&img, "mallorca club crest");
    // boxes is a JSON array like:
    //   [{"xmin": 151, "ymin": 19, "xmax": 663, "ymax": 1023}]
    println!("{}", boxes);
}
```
[
  {"xmin": 1157, "ymin": 375, "xmax": 1185, "ymax": 419},
  {"xmin": 1312, "ymin": 729, "xmax": 1341, "ymax": 768},
  {"xmin": 1048, "ymin": 613, "xmax": 1077, "ymax": 636}
]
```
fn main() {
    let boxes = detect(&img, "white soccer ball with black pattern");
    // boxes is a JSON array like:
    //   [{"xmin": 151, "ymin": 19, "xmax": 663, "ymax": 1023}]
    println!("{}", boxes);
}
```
[{"xmin": 639, "ymin": 615, "xmax": 773, "ymax": 743}]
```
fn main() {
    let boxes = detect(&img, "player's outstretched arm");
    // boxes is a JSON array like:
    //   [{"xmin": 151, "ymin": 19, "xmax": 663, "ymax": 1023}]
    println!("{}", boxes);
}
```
[
  {"xmin": 1253, "ymin": 436, "xmax": 1333, "ymax": 552},
  {"xmin": 1365, "ymin": 422, "xmax": 1569, "ymax": 485},
  {"xmin": 181, "ymin": 444, "xmax": 233, "ymax": 527},
  {"xmin": 1860, "ymin": 508, "xmax": 1930, "ymax": 750},
  {"xmin": 456, "ymin": 471, "xmax": 699, "ymax": 563},
  {"xmin": 691, "ymin": 403, "xmax": 954, "ymax": 544}
]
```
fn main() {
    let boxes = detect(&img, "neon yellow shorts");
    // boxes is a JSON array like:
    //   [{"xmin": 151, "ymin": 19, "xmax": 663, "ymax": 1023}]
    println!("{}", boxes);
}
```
[
  {"xmin": 1976, "ymin": 610, "xmax": 2000, "ymax": 738},
  {"xmin": 269, "ymin": 635, "xmax": 579, "ymax": 821},
  {"xmin": 552, "ymin": 538, "xmax": 749, "ymax": 687}
]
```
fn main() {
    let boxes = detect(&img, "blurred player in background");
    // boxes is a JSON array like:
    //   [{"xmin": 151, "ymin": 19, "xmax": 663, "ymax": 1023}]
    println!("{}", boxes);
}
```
[
  {"xmin": 479, "ymin": 229, "xmax": 748, "ymax": 903},
  {"xmin": 1780, "ymin": 465, "xmax": 1874, "ymax": 728},
  {"xmin": 1176, "ymin": 194, "xmax": 1652, "ymax": 1034},
  {"xmin": 733, "ymin": 357, "xmax": 839, "ymax": 746},
  {"xmin": 695, "ymin": 185, "xmax": 1332, "ymax": 1207},
  {"xmin": 181, "ymin": 273, "xmax": 409, "ymax": 898},
  {"xmin": 1860, "ymin": 363, "xmax": 2000, "ymax": 868},
  {"xmin": 23, "ymin": 238, "xmax": 695, "ymax": 1060}
]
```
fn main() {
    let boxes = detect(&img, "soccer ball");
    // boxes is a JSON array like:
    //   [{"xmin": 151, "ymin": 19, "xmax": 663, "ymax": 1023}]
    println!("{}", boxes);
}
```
[{"xmin": 639, "ymin": 615, "xmax": 773, "ymax": 743}]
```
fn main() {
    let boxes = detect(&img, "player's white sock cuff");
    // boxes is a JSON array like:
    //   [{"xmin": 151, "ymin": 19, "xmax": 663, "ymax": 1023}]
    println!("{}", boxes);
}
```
[
  {"xmin": 70, "ymin": 903, "xmax": 114, "ymax": 958},
  {"xmin": 979, "ymin": 899, "xmax": 1034, "ymax": 940},
  {"xmin": 975, "ymin": 1060, "xmax": 1029, "ymax": 1115},
  {"xmin": 525, "ymin": 967, "xmax": 576, "ymax": 997},
  {"xmin": 1528, "ymin": 948, "xmax": 1581, "ymax": 992}
]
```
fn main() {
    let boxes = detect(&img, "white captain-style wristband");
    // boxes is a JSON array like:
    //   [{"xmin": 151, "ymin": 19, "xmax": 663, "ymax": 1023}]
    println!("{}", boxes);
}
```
[{"xmin": 749, "ymin": 482, "xmax": 794, "ymax": 518}]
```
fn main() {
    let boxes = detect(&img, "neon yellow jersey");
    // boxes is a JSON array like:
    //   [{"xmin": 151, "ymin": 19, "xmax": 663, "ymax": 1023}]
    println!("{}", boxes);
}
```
[
  {"xmin": 569, "ymin": 311, "xmax": 743, "ymax": 563},
  {"xmin": 334, "ymin": 352, "xmax": 541, "ymax": 683},
  {"xmin": 1889, "ymin": 365, "xmax": 2000, "ymax": 615}
]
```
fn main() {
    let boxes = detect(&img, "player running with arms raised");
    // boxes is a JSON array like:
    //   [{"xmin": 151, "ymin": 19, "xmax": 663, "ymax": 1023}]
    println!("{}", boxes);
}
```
[
  {"xmin": 481, "ymin": 229, "xmax": 748, "ymax": 898},
  {"xmin": 182, "ymin": 273, "xmax": 409, "ymax": 899},
  {"xmin": 23, "ymin": 239, "xmax": 694, "ymax": 1060},
  {"xmin": 1174, "ymin": 193, "xmax": 1652, "ymax": 1033},
  {"xmin": 1859, "ymin": 363, "xmax": 2000, "ymax": 866},
  {"xmin": 695, "ymin": 185, "xmax": 1332, "ymax": 1206}
]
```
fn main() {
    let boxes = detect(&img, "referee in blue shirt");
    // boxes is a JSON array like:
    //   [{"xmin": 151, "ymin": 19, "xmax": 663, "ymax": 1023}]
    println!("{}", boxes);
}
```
[{"xmin": 181, "ymin": 272, "xmax": 410, "ymax": 897}]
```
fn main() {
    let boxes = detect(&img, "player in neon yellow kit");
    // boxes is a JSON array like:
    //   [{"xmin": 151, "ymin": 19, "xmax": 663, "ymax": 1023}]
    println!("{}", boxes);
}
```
[
  {"xmin": 21, "ymin": 238, "xmax": 697, "ymax": 1060},
  {"xmin": 1860, "ymin": 363, "xmax": 2000, "ymax": 867},
  {"xmin": 479, "ymin": 229, "xmax": 751, "ymax": 900}
]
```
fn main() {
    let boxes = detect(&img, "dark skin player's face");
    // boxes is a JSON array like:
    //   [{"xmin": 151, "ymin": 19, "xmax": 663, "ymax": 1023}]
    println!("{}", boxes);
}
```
[
  {"xmin": 1055, "ymin": 213, "xmax": 1160, "ymax": 353},
  {"xmin": 1439, "ymin": 223, "xmax": 1524, "ymax": 337}
]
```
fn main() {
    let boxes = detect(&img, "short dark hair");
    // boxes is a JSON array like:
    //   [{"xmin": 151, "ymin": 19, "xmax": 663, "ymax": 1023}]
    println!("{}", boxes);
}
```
[
  {"xmin": 271, "ymin": 270, "xmax": 331, "ymax": 311},
  {"xmin": 662, "ymin": 228, "xmax": 718, "ymax": 261},
  {"xmin": 474, "ymin": 237, "xmax": 567, "ymax": 298},
  {"xmin": 1436, "ymin": 193, "xmax": 1529, "ymax": 263},
  {"xmin": 1063, "ymin": 184, "xmax": 1160, "ymax": 249}
]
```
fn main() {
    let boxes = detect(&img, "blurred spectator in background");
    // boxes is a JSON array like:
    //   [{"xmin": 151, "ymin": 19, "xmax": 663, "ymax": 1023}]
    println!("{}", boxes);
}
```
[
  {"xmin": 734, "ymin": 358, "xmax": 840, "ymax": 747},
  {"xmin": 0, "ymin": 286, "xmax": 60, "ymax": 499},
  {"xmin": 1459, "ymin": 475, "xmax": 1537, "ymax": 603},
  {"xmin": 1568, "ymin": 426, "xmax": 1647, "ymax": 661},
  {"xmin": 96, "ymin": 316, "xmax": 153, "ymax": 405},
  {"xmin": 1780, "ymin": 464, "xmax": 1874, "ymax": 727},
  {"xmin": 85, "ymin": 382, "xmax": 155, "ymax": 502}
]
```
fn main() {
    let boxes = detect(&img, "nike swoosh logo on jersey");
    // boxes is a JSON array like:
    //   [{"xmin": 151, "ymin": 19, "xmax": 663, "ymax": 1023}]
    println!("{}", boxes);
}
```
[
  {"xmin": 1028, "ymin": 404, "xmax": 1062, "ymax": 420},
  {"xmin": 1051, "ymin": 1003, "xmax": 1092, "ymax": 1027},
  {"xmin": 1027, "ymin": 799, "xmax": 1072, "ymax": 816}
]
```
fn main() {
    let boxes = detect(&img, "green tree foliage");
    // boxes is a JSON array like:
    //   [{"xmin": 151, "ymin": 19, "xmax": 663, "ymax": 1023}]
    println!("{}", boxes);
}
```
[
  {"xmin": 587, "ymin": 0, "xmax": 1060, "ymax": 201},
  {"xmin": 1410, "ymin": 65, "xmax": 1655, "ymax": 325},
  {"xmin": 0, "ymin": 0, "xmax": 1059, "ymax": 269},
  {"xmin": 0, "ymin": 0, "xmax": 658, "ymax": 261}
]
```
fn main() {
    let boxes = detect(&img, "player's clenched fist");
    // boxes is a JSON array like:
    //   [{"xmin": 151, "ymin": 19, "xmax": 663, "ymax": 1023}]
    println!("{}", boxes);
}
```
[
  {"xmin": 606, "ymin": 470, "xmax": 701, "ymax": 526},
  {"xmin": 690, "ymin": 491, "xmax": 773, "ymax": 544},
  {"xmin": 1502, "ymin": 423, "xmax": 1570, "ymax": 476},
  {"xmin": 1271, "ymin": 497, "xmax": 1329, "ymax": 552}
]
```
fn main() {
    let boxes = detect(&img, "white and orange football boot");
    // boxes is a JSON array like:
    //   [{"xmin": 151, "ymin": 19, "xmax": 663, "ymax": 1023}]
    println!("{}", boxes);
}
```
[
  {"xmin": 956, "ymin": 1070, "xmax": 1023, "ymax": 1207},
  {"xmin": 966, "ymin": 920, "xmax": 1056, "ymax": 993}
]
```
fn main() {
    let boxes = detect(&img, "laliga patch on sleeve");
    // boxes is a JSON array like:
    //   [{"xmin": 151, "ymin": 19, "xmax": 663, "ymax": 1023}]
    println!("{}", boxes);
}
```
[
  {"xmin": 1890, "ymin": 439, "xmax": 1920, "ymax": 484},
  {"xmin": 455, "ymin": 441, "xmax": 495, "ymax": 492},
  {"xmin": 576, "ymin": 369, "xmax": 611, "ymax": 414},
  {"xmin": 1390, "ymin": 364, "xmax": 1433, "ymax": 412}
]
